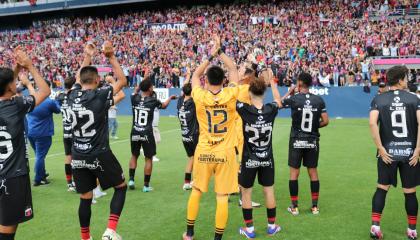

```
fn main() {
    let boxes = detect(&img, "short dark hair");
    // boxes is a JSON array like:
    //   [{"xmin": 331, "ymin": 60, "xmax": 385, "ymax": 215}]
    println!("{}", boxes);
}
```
[
  {"xmin": 249, "ymin": 77, "xmax": 267, "ymax": 96},
  {"xmin": 80, "ymin": 66, "xmax": 99, "ymax": 85},
  {"xmin": 182, "ymin": 83, "xmax": 192, "ymax": 96},
  {"xmin": 140, "ymin": 79, "xmax": 153, "ymax": 92},
  {"xmin": 0, "ymin": 68, "xmax": 14, "ymax": 96},
  {"xmin": 297, "ymin": 72, "xmax": 312, "ymax": 87},
  {"xmin": 387, "ymin": 66, "xmax": 408, "ymax": 86},
  {"xmin": 64, "ymin": 76, "xmax": 76, "ymax": 90},
  {"xmin": 206, "ymin": 65, "xmax": 225, "ymax": 86}
]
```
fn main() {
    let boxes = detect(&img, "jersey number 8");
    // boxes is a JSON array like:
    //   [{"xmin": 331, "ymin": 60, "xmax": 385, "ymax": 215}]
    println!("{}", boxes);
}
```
[{"xmin": 301, "ymin": 108, "xmax": 313, "ymax": 132}]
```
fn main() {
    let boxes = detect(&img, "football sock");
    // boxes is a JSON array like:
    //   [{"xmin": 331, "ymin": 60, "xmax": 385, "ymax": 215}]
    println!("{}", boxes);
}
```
[
  {"xmin": 129, "ymin": 168, "xmax": 136, "ymax": 181},
  {"xmin": 242, "ymin": 208, "xmax": 254, "ymax": 231},
  {"xmin": 215, "ymin": 195, "xmax": 228, "ymax": 240},
  {"xmin": 65, "ymin": 163, "xmax": 72, "ymax": 184},
  {"xmin": 310, "ymin": 180, "xmax": 320, "ymax": 207},
  {"xmin": 79, "ymin": 198, "xmax": 92, "ymax": 240},
  {"xmin": 144, "ymin": 174, "xmax": 151, "ymax": 187},
  {"xmin": 372, "ymin": 188, "xmax": 388, "ymax": 226},
  {"xmin": 289, "ymin": 180, "xmax": 299, "ymax": 207},
  {"xmin": 186, "ymin": 189, "xmax": 202, "ymax": 236},
  {"xmin": 267, "ymin": 207, "xmax": 276, "ymax": 228},
  {"xmin": 0, "ymin": 233, "xmax": 15, "ymax": 240},
  {"xmin": 405, "ymin": 192, "xmax": 418, "ymax": 230},
  {"xmin": 185, "ymin": 173, "xmax": 192, "ymax": 183},
  {"xmin": 108, "ymin": 185, "xmax": 127, "ymax": 231}
]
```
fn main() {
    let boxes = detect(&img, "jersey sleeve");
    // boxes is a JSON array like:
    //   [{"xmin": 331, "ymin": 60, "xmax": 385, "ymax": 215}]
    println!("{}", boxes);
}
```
[
  {"xmin": 417, "ymin": 97, "xmax": 420, "ymax": 110},
  {"xmin": 226, "ymin": 82, "xmax": 239, "ymax": 99},
  {"xmin": 155, "ymin": 98, "xmax": 163, "ymax": 109},
  {"xmin": 16, "ymin": 95, "xmax": 36, "ymax": 115},
  {"xmin": 370, "ymin": 96, "xmax": 379, "ymax": 111},
  {"xmin": 50, "ymin": 99, "xmax": 61, "ymax": 113},
  {"xmin": 320, "ymin": 98, "xmax": 327, "ymax": 113},
  {"xmin": 96, "ymin": 85, "xmax": 114, "ymax": 110},
  {"xmin": 281, "ymin": 95, "xmax": 293, "ymax": 108},
  {"xmin": 236, "ymin": 101, "xmax": 246, "ymax": 117}
]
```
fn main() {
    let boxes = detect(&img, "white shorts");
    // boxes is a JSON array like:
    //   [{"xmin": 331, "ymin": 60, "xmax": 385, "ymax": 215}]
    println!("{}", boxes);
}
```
[{"xmin": 153, "ymin": 127, "xmax": 161, "ymax": 144}]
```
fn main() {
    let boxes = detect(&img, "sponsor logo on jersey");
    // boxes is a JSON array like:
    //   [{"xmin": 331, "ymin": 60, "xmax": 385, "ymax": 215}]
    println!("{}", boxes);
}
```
[
  {"xmin": 71, "ymin": 159, "xmax": 104, "ymax": 171},
  {"xmin": 255, "ymin": 151, "xmax": 268, "ymax": 158},
  {"xmin": 0, "ymin": 179, "xmax": 9, "ymax": 195},
  {"xmin": 198, "ymin": 153, "xmax": 226, "ymax": 163},
  {"xmin": 245, "ymin": 159, "xmax": 272, "ymax": 168},
  {"xmin": 388, "ymin": 148, "xmax": 413, "ymax": 158},
  {"xmin": 73, "ymin": 142, "xmax": 92, "ymax": 151},
  {"xmin": 389, "ymin": 141, "xmax": 413, "ymax": 147},
  {"xmin": 132, "ymin": 135, "xmax": 149, "ymax": 142},
  {"xmin": 182, "ymin": 136, "xmax": 194, "ymax": 143}
]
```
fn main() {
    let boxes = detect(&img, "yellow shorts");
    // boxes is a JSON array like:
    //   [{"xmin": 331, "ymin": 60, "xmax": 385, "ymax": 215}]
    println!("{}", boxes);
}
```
[{"xmin": 192, "ymin": 148, "xmax": 239, "ymax": 194}]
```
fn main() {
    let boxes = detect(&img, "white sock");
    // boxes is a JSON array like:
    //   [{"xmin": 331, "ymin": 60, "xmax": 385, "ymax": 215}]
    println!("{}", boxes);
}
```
[
  {"xmin": 93, "ymin": 186, "xmax": 101, "ymax": 195},
  {"xmin": 246, "ymin": 226, "xmax": 254, "ymax": 232},
  {"xmin": 268, "ymin": 224, "xmax": 276, "ymax": 229}
]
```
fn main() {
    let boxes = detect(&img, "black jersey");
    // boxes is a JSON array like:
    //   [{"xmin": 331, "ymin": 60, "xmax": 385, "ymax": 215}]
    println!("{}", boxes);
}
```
[
  {"xmin": 236, "ymin": 101, "xmax": 278, "ymax": 163},
  {"xmin": 177, "ymin": 96, "xmax": 199, "ymax": 143},
  {"xmin": 282, "ymin": 93, "xmax": 326, "ymax": 139},
  {"xmin": 131, "ymin": 94, "xmax": 162, "ymax": 135},
  {"xmin": 56, "ymin": 84, "xmax": 81, "ymax": 139},
  {"xmin": 0, "ymin": 96, "xmax": 35, "ymax": 179},
  {"xmin": 68, "ymin": 85, "xmax": 114, "ymax": 155},
  {"xmin": 370, "ymin": 90, "xmax": 420, "ymax": 161}
]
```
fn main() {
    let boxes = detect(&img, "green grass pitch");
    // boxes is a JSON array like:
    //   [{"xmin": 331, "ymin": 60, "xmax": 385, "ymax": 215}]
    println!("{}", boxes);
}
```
[{"xmin": 16, "ymin": 116, "xmax": 413, "ymax": 239}]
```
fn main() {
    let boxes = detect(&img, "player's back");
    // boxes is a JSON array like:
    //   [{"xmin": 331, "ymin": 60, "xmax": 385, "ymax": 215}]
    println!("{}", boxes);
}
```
[
  {"xmin": 131, "ymin": 94, "xmax": 161, "ymax": 133},
  {"xmin": 236, "ymin": 102, "xmax": 278, "ymax": 161},
  {"xmin": 192, "ymin": 86, "xmax": 238, "ymax": 152},
  {"xmin": 68, "ymin": 85, "xmax": 113, "ymax": 155},
  {"xmin": 57, "ymin": 92, "xmax": 74, "ymax": 139},
  {"xmin": 177, "ymin": 96, "xmax": 199, "ymax": 139},
  {"xmin": 371, "ymin": 90, "xmax": 419, "ymax": 160},
  {"xmin": 286, "ymin": 93, "xmax": 326, "ymax": 139},
  {"xmin": 0, "ymin": 96, "xmax": 35, "ymax": 179}
]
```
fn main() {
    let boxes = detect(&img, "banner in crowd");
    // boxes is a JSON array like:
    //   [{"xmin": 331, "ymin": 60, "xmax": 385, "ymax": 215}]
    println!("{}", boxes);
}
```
[
  {"xmin": 114, "ymin": 87, "xmax": 380, "ymax": 118},
  {"xmin": 148, "ymin": 23, "xmax": 188, "ymax": 31}
]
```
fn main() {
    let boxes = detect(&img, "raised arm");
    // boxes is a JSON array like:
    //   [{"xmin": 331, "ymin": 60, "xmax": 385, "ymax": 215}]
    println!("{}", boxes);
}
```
[
  {"xmin": 15, "ymin": 48, "xmax": 51, "ymax": 107},
  {"xmin": 76, "ymin": 43, "xmax": 96, "ymax": 84},
  {"xmin": 369, "ymin": 110, "xmax": 393, "ymax": 164},
  {"xmin": 409, "ymin": 110, "xmax": 420, "ymax": 166},
  {"xmin": 217, "ymin": 36, "xmax": 239, "ymax": 84},
  {"xmin": 113, "ymin": 90, "xmax": 126, "ymax": 105},
  {"xmin": 161, "ymin": 95, "xmax": 178, "ymax": 109},
  {"xmin": 191, "ymin": 60, "xmax": 209, "ymax": 89},
  {"xmin": 103, "ymin": 41, "xmax": 127, "ymax": 94},
  {"xmin": 269, "ymin": 75, "xmax": 282, "ymax": 108}
]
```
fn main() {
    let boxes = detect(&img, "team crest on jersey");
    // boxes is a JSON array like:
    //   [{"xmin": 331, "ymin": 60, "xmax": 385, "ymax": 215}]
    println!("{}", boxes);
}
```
[
  {"xmin": 75, "ymin": 98, "xmax": 81, "ymax": 103},
  {"xmin": 305, "ymin": 100, "xmax": 311, "ymax": 105},
  {"xmin": 258, "ymin": 115, "xmax": 264, "ymax": 121}
]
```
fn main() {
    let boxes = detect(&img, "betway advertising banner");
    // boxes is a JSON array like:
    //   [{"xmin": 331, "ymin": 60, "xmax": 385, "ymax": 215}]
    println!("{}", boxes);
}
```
[{"xmin": 148, "ymin": 22, "xmax": 188, "ymax": 31}]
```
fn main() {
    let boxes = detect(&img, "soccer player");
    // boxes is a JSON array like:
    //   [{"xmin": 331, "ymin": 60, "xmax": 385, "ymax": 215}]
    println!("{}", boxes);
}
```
[
  {"xmin": 369, "ymin": 66, "xmax": 420, "ymax": 240},
  {"xmin": 183, "ymin": 35, "xmax": 240, "ymax": 240},
  {"xmin": 177, "ymin": 78, "xmax": 199, "ymax": 191},
  {"xmin": 237, "ymin": 70, "xmax": 282, "ymax": 239},
  {"xmin": 56, "ymin": 76, "xmax": 78, "ymax": 192},
  {"xmin": 68, "ymin": 42, "xmax": 127, "ymax": 240},
  {"xmin": 282, "ymin": 72, "xmax": 329, "ymax": 216},
  {"xmin": 0, "ymin": 48, "xmax": 51, "ymax": 240},
  {"xmin": 128, "ymin": 79, "xmax": 176, "ymax": 192}
]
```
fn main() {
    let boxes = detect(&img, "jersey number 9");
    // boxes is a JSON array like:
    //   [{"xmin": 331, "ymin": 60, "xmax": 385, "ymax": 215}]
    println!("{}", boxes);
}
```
[{"xmin": 391, "ymin": 110, "xmax": 408, "ymax": 138}]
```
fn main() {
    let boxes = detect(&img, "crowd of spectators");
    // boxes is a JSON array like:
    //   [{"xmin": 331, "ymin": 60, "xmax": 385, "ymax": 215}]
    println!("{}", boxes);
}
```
[{"xmin": 0, "ymin": 0, "xmax": 419, "ymax": 88}]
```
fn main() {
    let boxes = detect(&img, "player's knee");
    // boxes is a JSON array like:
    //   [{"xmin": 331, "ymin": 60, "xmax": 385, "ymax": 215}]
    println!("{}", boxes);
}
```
[
  {"xmin": 377, "ymin": 184, "xmax": 390, "ymax": 191},
  {"xmin": 289, "ymin": 168, "xmax": 300, "ymax": 179},
  {"xmin": 307, "ymin": 168, "xmax": 318, "ymax": 180},
  {"xmin": 191, "ymin": 188, "xmax": 202, "ymax": 197},
  {"xmin": 403, "ymin": 187, "xmax": 416, "ymax": 194},
  {"xmin": 115, "ymin": 183, "xmax": 127, "ymax": 190},
  {"xmin": 216, "ymin": 194, "xmax": 229, "ymax": 203},
  {"xmin": 263, "ymin": 186, "xmax": 274, "ymax": 195},
  {"xmin": 80, "ymin": 191, "xmax": 93, "ymax": 199}
]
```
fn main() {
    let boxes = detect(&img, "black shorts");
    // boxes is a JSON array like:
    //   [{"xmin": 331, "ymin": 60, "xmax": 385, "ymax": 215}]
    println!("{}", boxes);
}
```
[
  {"xmin": 288, "ymin": 138, "xmax": 319, "ymax": 169},
  {"xmin": 0, "ymin": 175, "xmax": 33, "ymax": 226},
  {"xmin": 72, "ymin": 150, "xmax": 125, "ymax": 194},
  {"xmin": 63, "ymin": 137, "xmax": 72, "ymax": 156},
  {"xmin": 238, "ymin": 158, "xmax": 275, "ymax": 188},
  {"xmin": 131, "ymin": 131, "xmax": 156, "ymax": 159},
  {"xmin": 182, "ymin": 136, "xmax": 198, "ymax": 157},
  {"xmin": 377, "ymin": 158, "xmax": 420, "ymax": 189}
]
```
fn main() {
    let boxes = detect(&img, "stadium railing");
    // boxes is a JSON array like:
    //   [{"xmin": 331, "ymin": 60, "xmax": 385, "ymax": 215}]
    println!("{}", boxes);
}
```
[{"xmin": 368, "ymin": 7, "xmax": 420, "ymax": 19}]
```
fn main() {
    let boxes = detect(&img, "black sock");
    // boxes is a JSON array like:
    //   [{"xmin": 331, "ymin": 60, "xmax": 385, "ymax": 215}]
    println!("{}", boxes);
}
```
[
  {"xmin": 79, "ymin": 198, "xmax": 92, "ymax": 228},
  {"xmin": 311, "ymin": 180, "xmax": 320, "ymax": 207},
  {"xmin": 129, "ymin": 168, "xmax": 136, "ymax": 181},
  {"xmin": 371, "ymin": 188, "xmax": 388, "ymax": 226},
  {"xmin": 289, "ymin": 180, "xmax": 299, "ymax": 207},
  {"xmin": 267, "ymin": 207, "xmax": 276, "ymax": 224},
  {"xmin": 185, "ymin": 173, "xmax": 192, "ymax": 183},
  {"xmin": 0, "ymin": 233, "xmax": 15, "ymax": 240},
  {"xmin": 186, "ymin": 219, "xmax": 195, "ymax": 237},
  {"xmin": 110, "ymin": 186, "xmax": 127, "ymax": 216},
  {"xmin": 214, "ymin": 232, "xmax": 223, "ymax": 240},
  {"xmin": 144, "ymin": 174, "xmax": 151, "ymax": 187},
  {"xmin": 65, "ymin": 164, "xmax": 72, "ymax": 184},
  {"xmin": 405, "ymin": 192, "xmax": 418, "ymax": 230},
  {"xmin": 242, "ymin": 208, "xmax": 253, "ymax": 227}
]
